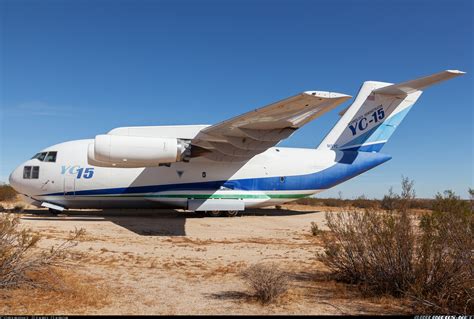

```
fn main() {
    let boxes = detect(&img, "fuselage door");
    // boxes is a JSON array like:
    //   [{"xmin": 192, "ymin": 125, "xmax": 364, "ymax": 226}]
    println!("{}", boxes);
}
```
[{"xmin": 64, "ymin": 176, "xmax": 75, "ymax": 196}]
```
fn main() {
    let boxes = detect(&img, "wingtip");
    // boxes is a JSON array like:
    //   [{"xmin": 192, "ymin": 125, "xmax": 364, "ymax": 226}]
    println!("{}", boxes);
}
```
[
  {"xmin": 304, "ymin": 91, "xmax": 352, "ymax": 99},
  {"xmin": 446, "ymin": 69, "xmax": 466, "ymax": 75}
]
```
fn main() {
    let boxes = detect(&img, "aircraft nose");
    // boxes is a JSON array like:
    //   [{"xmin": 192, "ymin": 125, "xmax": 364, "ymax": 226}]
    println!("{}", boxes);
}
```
[{"xmin": 9, "ymin": 166, "xmax": 23, "ymax": 193}]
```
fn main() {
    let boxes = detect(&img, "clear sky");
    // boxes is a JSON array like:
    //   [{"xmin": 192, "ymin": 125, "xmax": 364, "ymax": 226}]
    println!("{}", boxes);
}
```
[{"xmin": 1, "ymin": 0, "xmax": 472, "ymax": 199}]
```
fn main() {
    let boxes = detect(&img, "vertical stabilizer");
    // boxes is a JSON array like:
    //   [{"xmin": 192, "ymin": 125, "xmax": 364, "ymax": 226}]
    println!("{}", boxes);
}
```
[{"xmin": 318, "ymin": 70, "xmax": 465, "ymax": 152}]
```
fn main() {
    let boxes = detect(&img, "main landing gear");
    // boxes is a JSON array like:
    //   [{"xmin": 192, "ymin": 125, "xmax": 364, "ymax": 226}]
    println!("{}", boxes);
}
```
[
  {"xmin": 48, "ymin": 208, "xmax": 61, "ymax": 215},
  {"xmin": 205, "ymin": 210, "xmax": 240, "ymax": 217}
]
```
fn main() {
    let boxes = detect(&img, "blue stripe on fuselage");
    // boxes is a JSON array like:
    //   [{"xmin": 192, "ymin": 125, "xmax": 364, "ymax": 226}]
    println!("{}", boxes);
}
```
[{"xmin": 45, "ymin": 151, "xmax": 391, "ymax": 196}]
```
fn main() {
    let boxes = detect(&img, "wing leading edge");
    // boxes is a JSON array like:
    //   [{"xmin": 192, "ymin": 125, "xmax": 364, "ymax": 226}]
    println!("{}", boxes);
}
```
[{"xmin": 191, "ymin": 91, "xmax": 351, "ymax": 162}]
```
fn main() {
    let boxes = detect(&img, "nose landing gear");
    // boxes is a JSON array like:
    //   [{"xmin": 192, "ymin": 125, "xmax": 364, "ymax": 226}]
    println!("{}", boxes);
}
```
[{"xmin": 41, "ymin": 202, "xmax": 65, "ymax": 215}]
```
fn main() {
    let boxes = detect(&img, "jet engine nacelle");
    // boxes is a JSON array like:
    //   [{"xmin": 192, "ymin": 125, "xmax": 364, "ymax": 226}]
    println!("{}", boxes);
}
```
[{"xmin": 88, "ymin": 134, "xmax": 188, "ymax": 168}]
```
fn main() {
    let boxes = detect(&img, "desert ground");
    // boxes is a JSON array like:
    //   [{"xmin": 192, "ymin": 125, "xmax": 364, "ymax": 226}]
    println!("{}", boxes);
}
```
[{"xmin": 2, "ymin": 203, "xmax": 409, "ymax": 315}]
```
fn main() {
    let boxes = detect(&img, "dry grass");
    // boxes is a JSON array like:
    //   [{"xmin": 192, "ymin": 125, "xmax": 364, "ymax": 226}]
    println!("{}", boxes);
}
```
[
  {"xmin": 0, "ymin": 212, "xmax": 111, "ymax": 314},
  {"xmin": 0, "ymin": 213, "xmax": 85, "ymax": 289},
  {"xmin": 0, "ymin": 185, "xmax": 17, "ymax": 202},
  {"xmin": 310, "ymin": 222, "xmax": 321, "ymax": 236},
  {"xmin": 0, "ymin": 267, "xmax": 110, "ymax": 314},
  {"xmin": 165, "ymin": 236, "xmax": 308, "ymax": 247},
  {"xmin": 202, "ymin": 261, "xmax": 247, "ymax": 278},
  {"xmin": 295, "ymin": 177, "xmax": 469, "ymax": 212}
]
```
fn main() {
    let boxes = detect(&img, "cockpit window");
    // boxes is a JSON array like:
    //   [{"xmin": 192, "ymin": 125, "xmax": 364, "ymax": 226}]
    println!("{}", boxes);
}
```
[
  {"xmin": 32, "ymin": 152, "xmax": 47, "ymax": 161},
  {"xmin": 23, "ymin": 166, "xmax": 39, "ymax": 179},
  {"xmin": 23, "ymin": 166, "xmax": 32, "ymax": 179},
  {"xmin": 31, "ymin": 151, "xmax": 56, "ymax": 162},
  {"xmin": 44, "ymin": 151, "xmax": 57, "ymax": 162},
  {"xmin": 31, "ymin": 166, "xmax": 39, "ymax": 179}
]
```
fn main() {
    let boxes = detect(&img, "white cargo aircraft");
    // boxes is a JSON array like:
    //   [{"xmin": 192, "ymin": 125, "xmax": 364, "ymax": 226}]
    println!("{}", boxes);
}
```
[{"xmin": 9, "ymin": 70, "xmax": 465, "ymax": 216}]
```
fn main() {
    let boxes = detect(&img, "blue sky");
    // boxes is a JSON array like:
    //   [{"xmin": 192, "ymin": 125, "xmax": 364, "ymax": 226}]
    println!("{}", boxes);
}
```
[{"xmin": 1, "ymin": 0, "xmax": 472, "ymax": 198}]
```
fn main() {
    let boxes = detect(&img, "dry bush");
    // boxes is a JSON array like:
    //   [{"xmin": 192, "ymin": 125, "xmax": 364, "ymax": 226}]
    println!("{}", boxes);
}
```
[
  {"xmin": 0, "ymin": 213, "xmax": 85, "ymax": 289},
  {"xmin": 321, "ymin": 208, "xmax": 415, "ymax": 294},
  {"xmin": 0, "ymin": 268, "xmax": 109, "ymax": 314},
  {"xmin": 310, "ymin": 222, "xmax": 321, "ymax": 236},
  {"xmin": 295, "ymin": 196, "xmax": 380, "ymax": 209},
  {"xmin": 0, "ymin": 185, "xmax": 17, "ymax": 202},
  {"xmin": 240, "ymin": 263, "xmax": 289, "ymax": 304},
  {"xmin": 381, "ymin": 176, "xmax": 416, "ymax": 212},
  {"xmin": 351, "ymin": 195, "xmax": 379, "ymax": 209},
  {"xmin": 294, "ymin": 197, "xmax": 325, "ymax": 206},
  {"xmin": 381, "ymin": 187, "xmax": 401, "ymax": 211},
  {"xmin": 12, "ymin": 204, "xmax": 24, "ymax": 214},
  {"xmin": 321, "ymin": 198, "xmax": 349, "ymax": 207},
  {"xmin": 294, "ymin": 197, "xmax": 348, "ymax": 207},
  {"xmin": 412, "ymin": 190, "xmax": 473, "ymax": 313},
  {"xmin": 319, "ymin": 185, "xmax": 473, "ymax": 314}
]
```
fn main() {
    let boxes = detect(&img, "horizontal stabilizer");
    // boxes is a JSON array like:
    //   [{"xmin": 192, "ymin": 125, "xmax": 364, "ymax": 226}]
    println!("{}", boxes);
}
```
[{"xmin": 373, "ymin": 70, "xmax": 465, "ymax": 96}]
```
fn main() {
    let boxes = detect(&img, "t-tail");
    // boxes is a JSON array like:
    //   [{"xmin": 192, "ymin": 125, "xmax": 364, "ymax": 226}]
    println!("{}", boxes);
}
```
[{"xmin": 318, "ymin": 70, "xmax": 465, "ymax": 152}]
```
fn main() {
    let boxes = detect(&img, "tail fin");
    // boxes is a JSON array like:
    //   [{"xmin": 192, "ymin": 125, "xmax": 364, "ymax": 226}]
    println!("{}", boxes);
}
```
[{"xmin": 318, "ymin": 70, "xmax": 465, "ymax": 152}]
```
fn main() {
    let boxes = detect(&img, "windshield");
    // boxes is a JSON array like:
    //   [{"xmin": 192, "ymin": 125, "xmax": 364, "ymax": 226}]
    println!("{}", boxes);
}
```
[
  {"xmin": 44, "ymin": 151, "xmax": 57, "ymax": 162},
  {"xmin": 31, "ymin": 151, "xmax": 56, "ymax": 162},
  {"xmin": 31, "ymin": 152, "xmax": 47, "ymax": 161}
]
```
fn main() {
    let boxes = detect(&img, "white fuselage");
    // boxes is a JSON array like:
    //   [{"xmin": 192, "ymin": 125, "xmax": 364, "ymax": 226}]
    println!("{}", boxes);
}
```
[
  {"xmin": 8, "ymin": 138, "xmax": 391, "ymax": 210},
  {"xmin": 9, "ymin": 70, "xmax": 464, "ymax": 212}
]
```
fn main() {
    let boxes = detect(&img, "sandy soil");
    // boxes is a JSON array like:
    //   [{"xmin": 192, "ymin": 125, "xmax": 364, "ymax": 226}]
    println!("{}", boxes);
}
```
[{"xmin": 7, "ymin": 204, "xmax": 408, "ymax": 315}]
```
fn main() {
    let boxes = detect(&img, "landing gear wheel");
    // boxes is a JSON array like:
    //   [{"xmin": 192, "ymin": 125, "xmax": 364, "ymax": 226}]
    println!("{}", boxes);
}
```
[
  {"xmin": 195, "ymin": 211, "xmax": 206, "ymax": 218},
  {"xmin": 207, "ymin": 210, "xmax": 222, "ymax": 217},
  {"xmin": 226, "ymin": 210, "xmax": 239, "ymax": 217},
  {"xmin": 48, "ymin": 208, "xmax": 61, "ymax": 215}
]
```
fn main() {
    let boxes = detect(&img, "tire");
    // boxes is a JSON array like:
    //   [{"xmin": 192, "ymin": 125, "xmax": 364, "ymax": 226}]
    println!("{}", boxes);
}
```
[
  {"xmin": 48, "ymin": 208, "xmax": 61, "ymax": 215},
  {"xmin": 195, "ymin": 211, "xmax": 206, "ymax": 218},
  {"xmin": 226, "ymin": 210, "xmax": 239, "ymax": 217},
  {"xmin": 206, "ymin": 210, "xmax": 222, "ymax": 217}
]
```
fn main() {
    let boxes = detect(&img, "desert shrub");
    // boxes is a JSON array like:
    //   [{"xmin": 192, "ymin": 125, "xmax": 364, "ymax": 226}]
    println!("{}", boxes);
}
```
[
  {"xmin": 351, "ymin": 195, "xmax": 379, "ymax": 209},
  {"xmin": 12, "ymin": 204, "xmax": 24, "ymax": 214},
  {"xmin": 470, "ymin": 188, "xmax": 474, "ymax": 211},
  {"xmin": 294, "ymin": 197, "xmax": 323, "ymax": 206},
  {"xmin": 321, "ymin": 198, "xmax": 348, "ymax": 207},
  {"xmin": 0, "ymin": 213, "xmax": 84, "ymax": 289},
  {"xmin": 321, "ymin": 208, "xmax": 415, "ymax": 294},
  {"xmin": 413, "ymin": 190, "xmax": 473, "ymax": 313},
  {"xmin": 319, "ymin": 188, "xmax": 473, "ymax": 314},
  {"xmin": 381, "ymin": 177, "xmax": 416, "ymax": 212},
  {"xmin": 0, "ymin": 185, "xmax": 17, "ymax": 202},
  {"xmin": 294, "ymin": 197, "xmax": 350, "ymax": 207},
  {"xmin": 310, "ymin": 222, "xmax": 321, "ymax": 236},
  {"xmin": 240, "ymin": 263, "xmax": 289, "ymax": 304},
  {"xmin": 409, "ymin": 198, "xmax": 434, "ymax": 210},
  {"xmin": 381, "ymin": 187, "xmax": 400, "ymax": 211}
]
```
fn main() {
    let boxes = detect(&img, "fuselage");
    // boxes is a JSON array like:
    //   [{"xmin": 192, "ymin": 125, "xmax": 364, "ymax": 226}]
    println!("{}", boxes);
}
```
[
  {"xmin": 9, "ymin": 138, "xmax": 391, "ymax": 210},
  {"xmin": 9, "ymin": 70, "xmax": 464, "ymax": 212}
]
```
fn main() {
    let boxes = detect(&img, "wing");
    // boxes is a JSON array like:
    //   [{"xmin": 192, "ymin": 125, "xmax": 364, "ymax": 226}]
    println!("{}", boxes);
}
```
[{"xmin": 190, "ymin": 91, "xmax": 351, "ymax": 162}]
